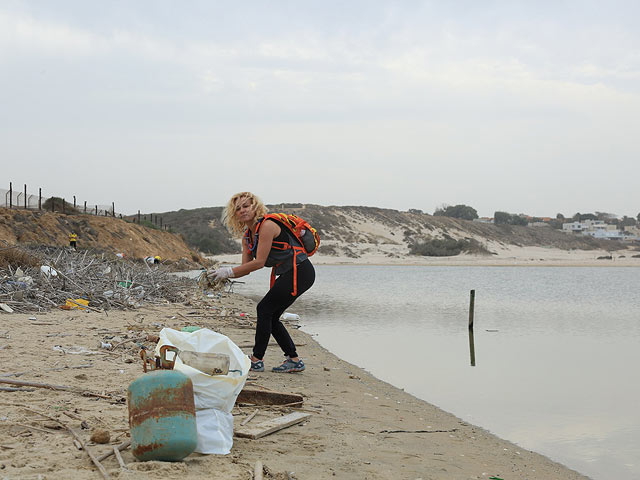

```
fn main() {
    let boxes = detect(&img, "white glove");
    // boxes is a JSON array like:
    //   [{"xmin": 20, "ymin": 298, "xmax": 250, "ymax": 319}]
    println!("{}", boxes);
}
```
[{"xmin": 206, "ymin": 266, "xmax": 234, "ymax": 281}]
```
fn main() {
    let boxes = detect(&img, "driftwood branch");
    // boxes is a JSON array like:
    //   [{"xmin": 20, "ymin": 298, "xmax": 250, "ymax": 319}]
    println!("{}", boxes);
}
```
[
  {"xmin": 0, "ymin": 377, "xmax": 123, "ymax": 401},
  {"xmin": 96, "ymin": 439, "xmax": 131, "ymax": 462},
  {"xmin": 67, "ymin": 427, "xmax": 111, "ymax": 480}
]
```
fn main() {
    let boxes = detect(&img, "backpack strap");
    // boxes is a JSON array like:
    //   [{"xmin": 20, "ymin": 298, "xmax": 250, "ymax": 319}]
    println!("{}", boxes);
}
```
[{"xmin": 247, "ymin": 215, "xmax": 305, "ymax": 296}]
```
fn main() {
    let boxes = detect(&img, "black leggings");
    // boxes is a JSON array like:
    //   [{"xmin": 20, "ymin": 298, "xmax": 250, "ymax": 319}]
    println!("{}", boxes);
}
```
[{"xmin": 253, "ymin": 260, "xmax": 315, "ymax": 360}]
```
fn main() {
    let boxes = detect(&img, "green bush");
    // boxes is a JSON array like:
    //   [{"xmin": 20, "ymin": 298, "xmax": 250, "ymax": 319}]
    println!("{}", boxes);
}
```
[
  {"xmin": 433, "ymin": 204, "xmax": 478, "ymax": 220},
  {"xmin": 410, "ymin": 238, "xmax": 491, "ymax": 257}
]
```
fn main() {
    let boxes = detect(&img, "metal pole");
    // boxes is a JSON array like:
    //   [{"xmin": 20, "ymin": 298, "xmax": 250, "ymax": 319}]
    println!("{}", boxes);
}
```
[
  {"xmin": 468, "ymin": 289, "xmax": 475, "ymax": 329},
  {"xmin": 84, "ymin": 201, "xmax": 87, "ymax": 214},
  {"xmin": 112, "ymin": 202, "xmax": 115, "ymax": 217},
  {"xmin": 138, "ymin": 210, "xmax": 140, "ymax": 224},
  {"xmin": 39, "ymin": 188, "xmax": 42, "ymax": 210},
  {"xmin": 73, "ymin": 195, "xmax": 76, "ymax": 209},
  {"xmin": 24, "ymin": 184, "xmax": 27, "ymax": 209},
  {"xmin": 62, "ymin": 198, "xmax": 65, "ymax": 214},
  {"xmin": 95, "ymin": 205, "xmax": 98, "ymax": 215},
  {"xmin": 9, "ymin": 182, "xmax": 12, "ymax": 209}
]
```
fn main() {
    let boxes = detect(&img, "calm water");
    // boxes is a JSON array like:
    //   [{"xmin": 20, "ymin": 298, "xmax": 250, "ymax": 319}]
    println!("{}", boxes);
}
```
[{"xmin": 233, "ymin": 265, "xmax": 640, "ymax": 480}]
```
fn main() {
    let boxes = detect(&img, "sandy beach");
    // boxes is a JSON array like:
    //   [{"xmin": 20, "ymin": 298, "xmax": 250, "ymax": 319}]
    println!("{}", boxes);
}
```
[
  {"xmin": 0, "ymin": 288, "xmax": 590, "ymax": 479},
  {"xmin": 210, "ymin": 244, "xmax": 640, "ymax": 268}
]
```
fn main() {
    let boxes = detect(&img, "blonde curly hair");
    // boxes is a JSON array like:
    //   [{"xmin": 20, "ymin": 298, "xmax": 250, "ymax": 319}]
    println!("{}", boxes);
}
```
[{"xmin": 222, "ymin": 192, "xmax": 268, "ymax": 237}]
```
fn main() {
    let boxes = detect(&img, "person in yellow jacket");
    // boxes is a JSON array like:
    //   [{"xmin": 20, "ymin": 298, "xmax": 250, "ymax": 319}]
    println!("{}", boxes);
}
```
[{"xmin": 69, "ymin": 231, "xmax": 78, "ymax": 250}]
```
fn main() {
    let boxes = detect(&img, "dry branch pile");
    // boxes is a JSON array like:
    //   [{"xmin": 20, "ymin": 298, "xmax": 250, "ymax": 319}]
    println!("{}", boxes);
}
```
[{"xmin": 0, "ymin": 245, "xmax": 200, "ymax": 313}]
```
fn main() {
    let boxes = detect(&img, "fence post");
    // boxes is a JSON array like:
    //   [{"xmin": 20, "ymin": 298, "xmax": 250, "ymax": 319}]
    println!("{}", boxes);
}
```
[
  {"xmin": 95, "ymin": 205, "xmax": 98, "ymax": 215},
  {"xmin": 112, "ymin": 202, "xmax": 115, "ymax": 217},
  {"xmin": 73, "ymin": 196, "xmax": 76, "ymax": 209},
  {"xmin": 52, "ymin": 197, "xmax": 54, "ymax": 212},
  {"xmin": 160, "ymin": 217, "xmax": 163, "ymax": 229},
  {"xmin": 9, "ymin": 182, "xmax": 12, "ymax": 209},
  {"xmin": 62, "ymin": 198, "xmax": 65, "ymax": 214},
  {"xmin": 84, "ymin": 201, "xmax": 87, "ymax": 214},
  {"xmin": 24, "ymin": 184, "xmax": 27, "ymax": 209},
  {"xmin": 138, "ymin": 210, "xmax": 140, "ymax": 224},
  {"xmin": 39, "ymin": 188, "xmax": 42, "ymax": 210}
]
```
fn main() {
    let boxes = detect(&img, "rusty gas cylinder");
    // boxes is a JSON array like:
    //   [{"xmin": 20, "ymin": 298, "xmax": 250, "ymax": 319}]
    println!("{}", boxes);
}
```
[{"xmin": 128, "ymin": 346, "xmax": 197, "ymax": 461}]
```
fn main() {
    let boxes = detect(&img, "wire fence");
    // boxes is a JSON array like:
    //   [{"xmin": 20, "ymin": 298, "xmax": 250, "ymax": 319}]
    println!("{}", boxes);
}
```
[{"xmin": 1, "ymin": 182, "xmax": 172, "ymax": 231}]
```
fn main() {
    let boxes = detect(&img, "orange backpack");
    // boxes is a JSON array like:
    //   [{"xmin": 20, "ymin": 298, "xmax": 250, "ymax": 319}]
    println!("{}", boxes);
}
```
[{"xmin": 245, "ymin": 213, "xmax": 320, "ymax": 295}]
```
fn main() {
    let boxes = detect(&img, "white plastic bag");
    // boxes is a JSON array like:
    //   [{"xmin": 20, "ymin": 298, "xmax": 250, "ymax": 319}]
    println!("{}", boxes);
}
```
[
  {"xmin": 155, "ymin": 328, "xmax": 250, "ymax": 454},
  {"xmin": 195, "ymin": 408, "xmax": 234, "ymax": 455}
]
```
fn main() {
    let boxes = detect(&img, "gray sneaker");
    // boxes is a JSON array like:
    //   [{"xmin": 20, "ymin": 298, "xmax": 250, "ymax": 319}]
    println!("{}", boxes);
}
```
[
  {"xmin": 250, "ymin": 358, "xmax": 264, "ymax": 372},
  {"xmin": 272, "ymin": 358, "xmax": 305, "ymax": 373}
]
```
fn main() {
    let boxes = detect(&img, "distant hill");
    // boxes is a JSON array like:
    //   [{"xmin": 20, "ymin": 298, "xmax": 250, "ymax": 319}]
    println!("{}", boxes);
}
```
[
  {"xmin": 0, "ymin": 208, "xmax": 203, "ymax": 264},
  {"xmin": 153, "ymin": 204, "xmax": 619, "ymax": 258}
]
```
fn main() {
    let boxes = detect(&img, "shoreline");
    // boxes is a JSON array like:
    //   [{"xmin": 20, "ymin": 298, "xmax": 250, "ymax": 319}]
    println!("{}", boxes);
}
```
[
  {"xmin": 0, "ymin": 290, "xmax": 590, "ymax": 479},
  {"xmin": 210, "ymin": 244, "xmax": 640, "ymax": 268}
]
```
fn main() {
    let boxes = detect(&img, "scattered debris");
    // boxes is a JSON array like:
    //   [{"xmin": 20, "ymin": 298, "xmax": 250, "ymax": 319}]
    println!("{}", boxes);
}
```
[
  {"xmin": 234, "ymin": 412, "xmax": 311, "ymax": 440},
  {"xmin": 0, "ymin": 245, "xmax": 197, "ymax": 313},
  {"xmin": 237, "ymin": 387, "xmax": 304, "ymax": 406}
]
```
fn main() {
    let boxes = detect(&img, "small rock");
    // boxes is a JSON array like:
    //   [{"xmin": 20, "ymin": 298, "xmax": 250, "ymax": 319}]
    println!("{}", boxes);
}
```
[
  {"xmin": 90, "ymin": 429, "xmax": 110, "ymax": 444},
  {"xmin": 74, "ymin": 374, "xmax": 88, "ymax": 380}
]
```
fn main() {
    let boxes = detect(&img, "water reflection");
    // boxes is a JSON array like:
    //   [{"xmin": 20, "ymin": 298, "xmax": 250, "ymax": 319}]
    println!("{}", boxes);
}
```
[
  {"xmin": 233, "ymin": 265, "xmax": 640, "ymax": 480},
  {"xmin": 468, "ymin": 328, "xmax": 476, "ymax": 367}
]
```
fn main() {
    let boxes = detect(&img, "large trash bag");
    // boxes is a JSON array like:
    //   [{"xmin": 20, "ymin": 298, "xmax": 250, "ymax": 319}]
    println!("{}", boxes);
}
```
[{"xmin": 155, "ymin": 328, "xmax": 250, "ymax": 454}]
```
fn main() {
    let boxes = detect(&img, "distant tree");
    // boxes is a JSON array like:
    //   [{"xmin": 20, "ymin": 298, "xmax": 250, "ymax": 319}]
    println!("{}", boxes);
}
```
[
  {"xmin": 493, "ymin": 211, "xmax": 511, "ymax": 225},
  {"xmin": 556, "ymin": 213, "xmax": 565, "ymax": 220},
  {"xmin": 433, "ymin": 204, "xmax": 478, "ymax": 220},
  {"xmin": 573, "ymin": 212, "xmax": 597, "ymax": 221},
  {"xmin": 512, "ymin": 215, "xmax": 528, "ymax": 226},
  {"xmin": 494, "ymin": 211, "xmax": 527, "ymax": 226},
  {"xmin": 619, "ymin": 216, "xmax": 636, "ymax": 227},
  {"xmin": 596, "ymin": 212, "xmax": 617, "ymax": 221},
  {"xmin": 637, "ymin": 212, "xmax": 640, "ymax": 222}
]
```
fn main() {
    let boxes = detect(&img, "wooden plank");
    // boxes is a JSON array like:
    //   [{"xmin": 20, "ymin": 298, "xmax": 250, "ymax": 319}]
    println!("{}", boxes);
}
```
[
  {"xmin": 236, "ymin": 387, "xmax": 303, "ymax": 406},
  {"xmin": 234, "ymin": 412, "xmax": 311, "ymax": 440}
]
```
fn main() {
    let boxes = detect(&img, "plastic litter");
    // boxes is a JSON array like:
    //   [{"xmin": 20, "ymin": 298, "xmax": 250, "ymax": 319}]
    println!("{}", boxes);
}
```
[
  {"xmin": 155, "ymin": 328, "xmax": 250, "ymax": 454},
  {"xmin": 62, "ymin": 298, "xmax": 89, "ymax": 310},
  {"xmin": 281, "ymin": 312, "xmax": 300, "ymax": 321},
  {"xmin": 40, "ymin": 265, "xmax": 58, "ymax": 277},
  {"xmin": 181, "ymin": 326, "xmax": 201, "ymax": 333}
]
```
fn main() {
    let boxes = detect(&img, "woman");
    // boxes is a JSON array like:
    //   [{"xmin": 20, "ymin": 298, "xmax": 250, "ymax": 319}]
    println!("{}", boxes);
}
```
[{"xmin": 207, "ymin": 192, "xmax": 315, "ymax": 373}]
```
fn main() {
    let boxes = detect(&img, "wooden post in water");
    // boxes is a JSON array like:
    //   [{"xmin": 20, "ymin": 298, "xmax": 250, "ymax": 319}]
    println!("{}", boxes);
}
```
[
  {"xmin": 468, "ymin": 289, "xmax": 475, "ymax": 329},
  {"xmin": 468, "ymin": 328, "xmax": 476, "ymax": 367}
]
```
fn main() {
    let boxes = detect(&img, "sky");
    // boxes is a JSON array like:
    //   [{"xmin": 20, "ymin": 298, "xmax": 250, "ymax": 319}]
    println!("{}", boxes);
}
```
[{"xmin": 1, "ymin": 1, "xmax": 639, "ymax": 218}]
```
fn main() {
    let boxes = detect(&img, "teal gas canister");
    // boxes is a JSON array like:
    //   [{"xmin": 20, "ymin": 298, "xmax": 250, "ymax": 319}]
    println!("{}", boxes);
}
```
[{"xmin": 128, "ymin": 346, "xmax": 198, "ymax": 461}]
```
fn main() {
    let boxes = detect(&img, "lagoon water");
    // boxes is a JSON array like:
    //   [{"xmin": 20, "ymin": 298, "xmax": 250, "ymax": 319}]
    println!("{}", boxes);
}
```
[{"xmin": 233, "ymin": 265, "xmax": 640, "ymax": 480}]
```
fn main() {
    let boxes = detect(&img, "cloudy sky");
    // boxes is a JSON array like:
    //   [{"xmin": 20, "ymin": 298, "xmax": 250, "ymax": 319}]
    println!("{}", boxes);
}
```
[{"xmin": 2, "ymin": 1, "xmax": 639, "ymax": 217}]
